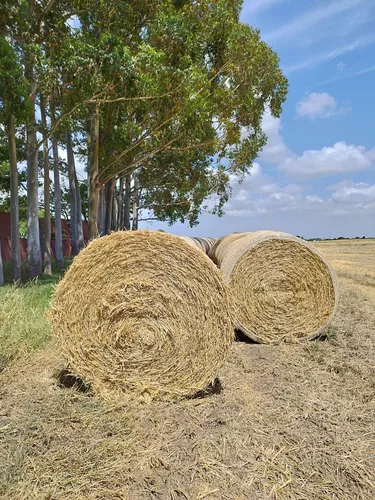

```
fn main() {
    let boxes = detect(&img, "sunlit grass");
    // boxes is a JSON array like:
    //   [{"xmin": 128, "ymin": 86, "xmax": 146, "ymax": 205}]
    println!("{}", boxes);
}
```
[{"xmin": 0, "ymin": 260, "xmax": 72, "ymax": 371}]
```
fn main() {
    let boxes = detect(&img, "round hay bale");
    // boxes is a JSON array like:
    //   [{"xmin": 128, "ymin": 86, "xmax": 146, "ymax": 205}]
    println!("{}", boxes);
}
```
[
  {"xmin": 209, "ymin": 233, "xmax": 245, "ymax": 265},
  {"xmin": 194, "ymin": 237, "xmax": 210, "ymax": 253},
  {"xmin": 212, "ymin": 230, "xmax": 338, "ymax": 344},
  {"xmin": 50, "ymin": 231, "xmax": 235, "ymax": 401},
  {"xmin": 180, "ymin": 236, "xmax": 201, "ymax": 250},
  {"xmin": 201, "ymin": 237, "xmax": 217, "ymax": 254}
]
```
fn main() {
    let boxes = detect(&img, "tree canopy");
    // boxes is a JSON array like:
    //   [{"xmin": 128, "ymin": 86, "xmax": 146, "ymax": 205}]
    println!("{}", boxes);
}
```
[{"xmin": 0, "ymin": 0, "xmax": 288, "ymax": 280}]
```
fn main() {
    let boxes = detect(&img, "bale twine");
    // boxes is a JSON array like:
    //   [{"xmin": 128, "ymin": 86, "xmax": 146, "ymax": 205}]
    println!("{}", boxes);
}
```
[
  {"xmin": 211, "ymin": 230, "xmax": 338, "ymax": 344},
  {"xmin": 50, "ymin": 231, "xmax": 235, "ymax": 401}
]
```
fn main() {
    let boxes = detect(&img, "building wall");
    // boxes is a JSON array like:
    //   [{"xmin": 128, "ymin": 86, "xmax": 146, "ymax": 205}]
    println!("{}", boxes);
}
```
[{"xmin": 0, "ymin": 212, "xmax": 88, "ymax": 261}]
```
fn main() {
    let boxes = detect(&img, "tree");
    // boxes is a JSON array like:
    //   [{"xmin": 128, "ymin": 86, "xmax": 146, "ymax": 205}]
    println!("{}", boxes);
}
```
[
  {"xmin": 1, "ymin": 0, "xmax": 288, "ymax": 276},
  {"xmin": 0, "ymin": 242, "xmax": 4, "ymax": 286},
  {"xmin": 40, "ymin": 95, "xmax": 52, "ymax": 274},
  {"xmin": 79, "ymin": 1, "xmax": 287, "ymax": 236},
  {"xmin": 23, "ymin": 1, "xmax": 42, "ymax": 277},
  {"xmin": 66, "ymin": 129, "xmax": 79, "ymax": 255},
  {"xmin": 50, "ymin": 103, "xmax": 64, "ymax": 269},
  {"xmin": 0, "ymin": 35, "xmax": 28, "ymax": 282}
]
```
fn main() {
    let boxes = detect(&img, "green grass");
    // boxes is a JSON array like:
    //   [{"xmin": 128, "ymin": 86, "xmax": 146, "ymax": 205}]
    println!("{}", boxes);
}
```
[{"xmin": 0, "ymin": 260, "xmax": 72, "ymax": 371}]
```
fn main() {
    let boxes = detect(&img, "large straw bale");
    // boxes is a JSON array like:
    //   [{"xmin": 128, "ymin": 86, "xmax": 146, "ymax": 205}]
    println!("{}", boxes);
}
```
[
  {"xmin": 210, "ymin": 230, "xmax": 338, "ymax": 344},
  {"xmin": 51, "ymin": 231, "xmax": 235, "ymax": 400}
]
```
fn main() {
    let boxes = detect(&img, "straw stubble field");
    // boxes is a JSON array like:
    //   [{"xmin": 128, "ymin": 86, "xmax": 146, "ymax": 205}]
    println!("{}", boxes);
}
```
[{"xmin": 0, "ymin": 239, "xmax": 374, "ymax": 499}]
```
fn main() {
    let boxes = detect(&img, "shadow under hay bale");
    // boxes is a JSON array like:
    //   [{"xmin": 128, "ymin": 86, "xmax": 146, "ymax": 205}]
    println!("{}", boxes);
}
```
[
  {"xmin": 210, "ymin": 230, "xmax": 338, "ymax": 344},
  {"xmin": 57, "ymin": 368, "xmax": 92, "ymax": 394},
  {"xmin": 191, "ymin": 377, "xmax": 223, "ymax": 399},
  {"xmin": 234, "ymin": 329, "xmax": 258, "ymax": 344},
  {"xmin": 50, "ymin": 231, "xmax": 235, "ymax": 402}
]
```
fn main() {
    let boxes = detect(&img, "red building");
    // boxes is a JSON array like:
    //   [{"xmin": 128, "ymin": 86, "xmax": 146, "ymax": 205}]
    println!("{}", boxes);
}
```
[{"xmin": 0, "ymin": 212, "xmax": 88, "ymax": 261}]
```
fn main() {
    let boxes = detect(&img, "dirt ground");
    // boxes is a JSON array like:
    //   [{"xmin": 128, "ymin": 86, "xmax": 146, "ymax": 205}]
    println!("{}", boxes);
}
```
[{"xmin": 1, "ymin": 239, "xmax": 374, "ymax": 499}]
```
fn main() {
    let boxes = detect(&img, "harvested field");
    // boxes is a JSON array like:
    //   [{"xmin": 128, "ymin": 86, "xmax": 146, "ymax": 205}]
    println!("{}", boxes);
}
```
[{"xmin": 1, "ymin": 239, "xmax": 375, "ymax": 499}]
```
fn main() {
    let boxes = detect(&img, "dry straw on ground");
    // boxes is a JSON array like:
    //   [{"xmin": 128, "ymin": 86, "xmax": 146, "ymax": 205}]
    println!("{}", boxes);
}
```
[
  {"xmin": 210, "ymin": 230, "xmax": 338, "ymax": 344},
  {"xmin": 50, "ymin": 230, "xmax": 235, "ymax": 401}
]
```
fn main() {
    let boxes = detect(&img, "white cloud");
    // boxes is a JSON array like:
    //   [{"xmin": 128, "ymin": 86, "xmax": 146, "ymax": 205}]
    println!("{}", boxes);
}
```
[
  {"xmin": 366, "ymin": 147, "xmax": 375, "ymax": 161},
  {"xmin": 278, "ymin": 142, "xmax": 373, "ymax": 179},
  {"xmin": 259, "ymin": 110, "xmax": 290, "ymax": 164},
  {"xmin": 223, "ymin": 172, "xmax": 375, "ymax": 220},
  {"xmin": 330, "ymin": 181, "xmax": 375, "ymax": 205},
  {"xmin": 337, "ymin": 61, "xmax": 346, "ymax": 71},
  {"xmin": 296, "ymin": 92, "xmax": 350, "ymax": 119},
  {"xmin": 284, "ymin": 34, "xmax": 375, "ymax": 73},
  {"xmin": 316, "ymin": 64, "xmax": 375, "ymax": 86},
  {"xmin": 264, "ymin": 0, "xmax": 365, "ymax": 42},
  {"xmin": 224, "ymin": 166, "xmax": 310, "ymax": 217}
]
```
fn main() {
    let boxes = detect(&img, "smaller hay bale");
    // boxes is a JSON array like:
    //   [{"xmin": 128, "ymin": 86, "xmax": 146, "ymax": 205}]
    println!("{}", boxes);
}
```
[
  {"xmin": 180, "ymin": 236, "xmax": 201, "ymax": 250},
  {"xmin": 201, "ymin": 237, "xmax": 217, "ymax": 254},
  {"xmin": 194, "ymin": 237, "xmax": 210, "ymax": 253},
  {"xmin": 51, "ymin": 231, "xmax": 235, "ymax": 401},
  {"xmin": 211, "ymin": 230, "xmax": 338, "ymax": 344},
  {"xmin": 180, "ymin": 237, "xmax": 216, "ymax": 255}
]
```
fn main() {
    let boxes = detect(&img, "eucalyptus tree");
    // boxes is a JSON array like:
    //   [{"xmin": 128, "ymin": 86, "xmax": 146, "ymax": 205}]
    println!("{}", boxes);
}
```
[
  {"xmin": 76, "ymin": 1, "xmax": 287, "ymax": 237},
  {"xmin": 0, "ymin": 35, "xmax": 29, "ymax": 282}
]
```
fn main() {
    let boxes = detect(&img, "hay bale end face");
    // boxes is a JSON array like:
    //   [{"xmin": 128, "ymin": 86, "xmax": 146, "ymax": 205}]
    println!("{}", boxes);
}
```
[
  {"xmin": 51, "ymin": 231, "xmax": 235, "ymax": 401},
  {"xmin": 212, "ymin": 231, "xmax": 338, "ymax": 344}
]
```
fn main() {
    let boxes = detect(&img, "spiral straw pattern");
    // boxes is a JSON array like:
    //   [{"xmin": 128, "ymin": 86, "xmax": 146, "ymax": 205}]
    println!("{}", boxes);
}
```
[
  {"xmin": 210, "ymin": 231, "xmax": 338, "ymax": 344},
  {"xmin": 51, "ymin": 231, "xmax": 235, "ymax": 401}
]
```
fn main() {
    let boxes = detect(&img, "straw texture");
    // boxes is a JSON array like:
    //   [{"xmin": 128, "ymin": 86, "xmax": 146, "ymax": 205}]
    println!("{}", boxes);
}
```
[
  {"xmin": 51, "ymin": 231, "xmax": 235, "ymax": 401},
  {"xmin": 210, "ymin": 231, "xmax": 338, "ymax": 344}
]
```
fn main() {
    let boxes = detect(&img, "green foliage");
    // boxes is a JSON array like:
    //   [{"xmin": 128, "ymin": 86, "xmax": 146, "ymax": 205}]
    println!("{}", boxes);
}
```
[
  {"xmin": 0, "ymin": 129, "xmax": 27, "ymax": 218},
  {"xmin": 0, "ymin": 0, "xmax": 288, "ymax": 230},
  {"xmin": 0, "ymin": 35, "xmax": 30, "ymax": 122}
]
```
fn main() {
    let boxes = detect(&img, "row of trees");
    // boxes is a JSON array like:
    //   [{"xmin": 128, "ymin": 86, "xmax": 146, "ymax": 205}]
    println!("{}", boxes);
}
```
[{"xmin": 0, "ymin": 0, "xmax": 287, "ymax": 284}]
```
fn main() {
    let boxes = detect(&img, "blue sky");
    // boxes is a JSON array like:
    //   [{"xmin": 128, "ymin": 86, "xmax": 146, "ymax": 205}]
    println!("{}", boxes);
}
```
[{"xmin": 146, "ymin": 0, "xmax": 375, "ymax": 238}]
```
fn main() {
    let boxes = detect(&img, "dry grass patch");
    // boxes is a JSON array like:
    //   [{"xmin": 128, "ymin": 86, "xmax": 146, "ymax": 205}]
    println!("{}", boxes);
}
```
[{"xmin": 1, "ymin": 239, "xmax": 374, "ymax": 498}]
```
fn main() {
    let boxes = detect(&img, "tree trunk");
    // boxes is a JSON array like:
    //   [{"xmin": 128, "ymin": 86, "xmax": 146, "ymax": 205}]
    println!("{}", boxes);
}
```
[
  {"xmin": 132, "ymin": 172, "xmax": 139, "ymax": 231},
  {"xmin": 25, "ymin": 44, "xmax": 42, "ymax": 279},
  {"xmin": 40, "ymin": 97, "xmax": 52, "ymax": 275},
  {"xmin": 112, "ymin": 186, "xmax": 118, "ymax": 232},
  {"xmin": 97, "ymin": 186, "xmax": 105, "ymax": 236},
  {"xmin": 50, "ymin": 109, "xmax": 64, "ymax": 270},
  {"xmin": 117, "ymin": 176, "xmax": 124, "ymax": 230},
  {"xmin": 66, "ymin": 129, "xmax": 78, "ymax": 256},
  {"xmin": 6, "ymin": 113, "xmax": 21, "ymax": 282},
  {"xmin": 104, "ymin": 179, "xmax": 114, "ymax": 235},
  {"xmin": 0, "ymin": 244, "xmax": 4, "ymax": 286},
  {"xmin": 88, "ymin": 103, "xmax": 100, "ymax": 239},
  {"xmin": 124, "ymin": 173, "xmax": 131, "ymax": 230},
  {"xmin": 76, "ymin": 175, "xmax": 84, "ymax": 251}
]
